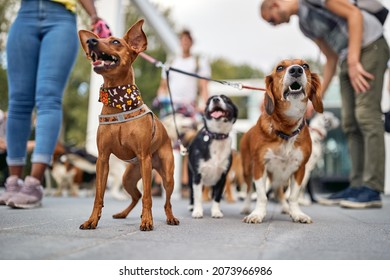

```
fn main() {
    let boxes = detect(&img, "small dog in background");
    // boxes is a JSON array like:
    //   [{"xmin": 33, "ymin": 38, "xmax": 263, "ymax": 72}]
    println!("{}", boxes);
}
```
[
  {"xmin": 51, "ymin": 154, "xmax": 96, "ymax": 197},
  {"xmin": 188, "ymin": 95, "xmax": 238, "ymax": 218},
  {"xmin": 49, "ymin": 144, "xmax": 129, "ymax": 200},
  {"xmin": 299, "ymin": 111, "xmax": 340, "ymax": 205},
  {"xmin": 47, "ymin": 143, "xmax": 96, "ymax": 197}
]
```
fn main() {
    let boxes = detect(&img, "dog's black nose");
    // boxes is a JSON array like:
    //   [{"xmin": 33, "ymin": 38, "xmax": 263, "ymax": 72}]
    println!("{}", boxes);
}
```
[
  {"xmin": 289, "ymin": 65, "xmax": 303, "ymax": 78},
  {"xmin": 212, "ymin": 96, "xmax": 220, "ymax": 103},
  {"xmin": 87, "ymin": 38, "xmax": 99, "ymax": 47}
]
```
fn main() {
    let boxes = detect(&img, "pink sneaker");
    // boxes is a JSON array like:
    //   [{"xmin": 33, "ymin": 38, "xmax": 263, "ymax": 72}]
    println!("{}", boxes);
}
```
[
  {"xmin": 0, "ymin": 176, "xmax": 23, "ymax": 205},
  {"xmin": 7, "ymin": 176, "xmax": 44, "ymax": 209}
]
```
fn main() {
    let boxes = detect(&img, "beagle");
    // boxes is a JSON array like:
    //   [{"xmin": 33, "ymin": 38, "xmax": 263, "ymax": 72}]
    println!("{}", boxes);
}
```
[{"xmin": 240, "ymin": 59, "xmax": 323, "ymax": 224}]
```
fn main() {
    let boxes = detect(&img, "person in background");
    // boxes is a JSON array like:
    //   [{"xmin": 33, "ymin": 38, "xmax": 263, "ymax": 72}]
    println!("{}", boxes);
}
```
[
  {"xmin": 153, "ymin": 29, "xmax": 211, "ymax": 197},
  {"xmin": 260, "ymin": 0, "xmax": 389, "ymax": 208},
  {"xmin": 0, "ymin": 0, "xmax": 102, "ymax": 208}
]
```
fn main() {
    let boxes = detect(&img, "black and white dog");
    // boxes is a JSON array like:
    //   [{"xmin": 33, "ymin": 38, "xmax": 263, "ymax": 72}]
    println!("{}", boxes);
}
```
[{"xmin": 188, "ymin": 95, "xmax": 238, "ymax": 218}]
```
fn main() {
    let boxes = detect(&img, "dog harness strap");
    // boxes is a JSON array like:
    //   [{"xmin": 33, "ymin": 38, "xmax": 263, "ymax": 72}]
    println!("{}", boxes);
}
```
[
  {"xmin": 275, "ymin": 119, "xmax": 306, "ymax": 141},
  {"xmin": 99, "ymin": 104, "xmax": 152, "ymax": 124},
  {"xmin": 99, "ymin": 84, "xmax": 144, "ymax": 112}
]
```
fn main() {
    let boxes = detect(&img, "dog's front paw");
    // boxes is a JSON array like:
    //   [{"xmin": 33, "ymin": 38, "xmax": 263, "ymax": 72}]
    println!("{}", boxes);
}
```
[
  {"xmin": 242, "ymin": 212, "xmax": 265, "ymax": 224},
  {"xmin": 140, "ymin": 220, "xmax": 154, "ymax": 231},
  {"xmin": 192, "ymin": 208, "xmax": 203, "ymax": 219},
  {"xmin": 290, "ymin": 212, "xmax": 312, "ymax": 224},
  {"xmin": 211, "ymin": 209, "xmax": 224, "ymax": 218},
  {"xmin": 211, "ymin": 203, "xmax": 223, "ymax": 218},
  {"xmin": 79, "ymin": 219, "xmax": 99, "ymax": 230}
]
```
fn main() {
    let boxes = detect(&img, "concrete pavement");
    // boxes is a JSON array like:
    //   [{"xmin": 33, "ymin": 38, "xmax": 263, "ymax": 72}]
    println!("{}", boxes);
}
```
[{"xmin": 0, "ymin": 192, "xmax": 389, "ymax": 260}]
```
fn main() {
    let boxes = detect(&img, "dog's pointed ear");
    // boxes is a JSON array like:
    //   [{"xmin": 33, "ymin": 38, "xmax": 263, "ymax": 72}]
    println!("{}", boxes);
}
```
[
  {"xmin": 124, "ymin": 19, "xmax": 147, "ymax": 54},
  {"xmin": 309, "ymin": 72, "xmax": 324, "ymax": 113},
  {"xmin": 264, "ymin": 74, "xmax": 275, "ymax": 115},
  {"xmin": 78, "ymin": 30, "xmax": 98, "ymax": 58}
]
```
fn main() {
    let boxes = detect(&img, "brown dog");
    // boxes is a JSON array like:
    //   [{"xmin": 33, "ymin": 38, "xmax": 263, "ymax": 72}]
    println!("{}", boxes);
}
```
[
  {"xmin": 78, "ymin": 19, "xmax": 179, "ymax": 230},
  {"xmin": 240, "ymin": 59, "xmax": 323, "ymax": 224}
]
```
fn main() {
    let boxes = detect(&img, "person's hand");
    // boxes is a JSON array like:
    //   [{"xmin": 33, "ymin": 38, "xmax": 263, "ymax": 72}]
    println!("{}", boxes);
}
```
[
  {"xmin": 348, "ymin": 61, "xmax": 374, "ymax": 94},
  {"xmin": 90, "ymin": 14, "xmax": 100, "ymax": 26}
]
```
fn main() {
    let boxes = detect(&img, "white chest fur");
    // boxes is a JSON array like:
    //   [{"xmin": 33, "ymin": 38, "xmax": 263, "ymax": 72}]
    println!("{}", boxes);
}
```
[
  {"xmin": 199, "ymin": 138, "xmax": 232, "ymax": 186},
  {"xmin": 264, "ymin": 138, "xmax": 304, "ymax": 188}
]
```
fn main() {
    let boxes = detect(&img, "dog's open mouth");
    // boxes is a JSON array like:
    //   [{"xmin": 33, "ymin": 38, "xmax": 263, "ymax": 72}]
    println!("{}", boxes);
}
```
[
  {"xmin": 284, "ymin": 81, "xmax": 304, "ymax": 99},
  {"xmin": 209, "ymin": 107, "xmax": 227, "ymax": 119},
  {"xmin": 89, "ymin": 50, "xmax": 119, "ymax": 69}
]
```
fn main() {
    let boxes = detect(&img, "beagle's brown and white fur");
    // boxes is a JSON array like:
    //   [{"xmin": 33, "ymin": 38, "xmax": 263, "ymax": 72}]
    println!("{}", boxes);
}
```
[{"xmin": 240, "ymin": 59, "xmax": 323, "ymax": 224}]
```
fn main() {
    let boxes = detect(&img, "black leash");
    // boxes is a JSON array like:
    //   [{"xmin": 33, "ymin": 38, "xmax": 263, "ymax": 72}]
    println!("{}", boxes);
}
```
[
  {"xmin": 139, "ymin": 52, "xmax": 266, "ymax": 91},
  {"xmin": 164, "ymin": 68, "xmax": 189, "ymax": 155}
]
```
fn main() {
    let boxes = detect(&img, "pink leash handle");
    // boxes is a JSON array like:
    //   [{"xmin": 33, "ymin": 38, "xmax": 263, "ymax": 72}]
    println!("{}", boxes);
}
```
[{"xmin": 92, "ymin": 19, "xmax": 112, "ymax": 38}]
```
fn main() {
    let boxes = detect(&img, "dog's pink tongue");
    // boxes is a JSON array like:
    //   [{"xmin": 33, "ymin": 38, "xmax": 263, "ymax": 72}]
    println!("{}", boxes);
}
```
[
  {"xmin": 93, "ymin": 60, "xmax": 103, "ymax": 66},
  {"xmin": 211, "ymin": 111, "xmax": 224, "ymax": 118}
]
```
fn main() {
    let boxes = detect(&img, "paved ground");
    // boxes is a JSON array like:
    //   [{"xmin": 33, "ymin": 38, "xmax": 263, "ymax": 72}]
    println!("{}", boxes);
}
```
[{"xmin": 0, "ymin": 191, "xmax": 389, "ymax": 260}]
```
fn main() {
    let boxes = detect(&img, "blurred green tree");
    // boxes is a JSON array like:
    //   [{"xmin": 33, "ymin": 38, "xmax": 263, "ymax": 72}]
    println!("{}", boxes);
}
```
[{"xmin": 0, "ymin": 0, "xmax": 18, "ymax": 110}]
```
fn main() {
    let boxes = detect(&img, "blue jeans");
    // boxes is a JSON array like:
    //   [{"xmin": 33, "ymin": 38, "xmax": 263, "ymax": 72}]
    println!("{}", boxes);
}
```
[{"xmin": 6, "ymin": 0, "xmax": 79, "ymax": 166}]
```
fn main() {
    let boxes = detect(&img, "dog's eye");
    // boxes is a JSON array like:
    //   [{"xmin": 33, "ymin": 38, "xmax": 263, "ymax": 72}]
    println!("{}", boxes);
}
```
[
  {"xmin": 276, "ymin": 65, "xmax": 284, "ymax": 72},
  {"xmin": 111, "ymin": 40, "xmax": 120, "ymax": 45},
  {"xmin": 302, "ymin": 63, "xmax": 309, "ymax": 70}
]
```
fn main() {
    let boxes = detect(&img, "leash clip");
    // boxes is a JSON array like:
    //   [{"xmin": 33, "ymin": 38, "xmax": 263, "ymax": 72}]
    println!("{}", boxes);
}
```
[
  {"xmin": 229, "ymin": 82, "xmax": 243, "ymax": 90},
  {"xmin": 179, "ymin": 144, "xmax": 188, "ymax": 156},
  {"xmin": 155, "ymin": 61, "xmax": 165, "ymax": 69}
]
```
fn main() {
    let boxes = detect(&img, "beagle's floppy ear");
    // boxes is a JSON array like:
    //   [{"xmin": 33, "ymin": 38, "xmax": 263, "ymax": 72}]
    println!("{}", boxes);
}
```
[
  {"xmin": 309, "ymin": 72, "xmax": 324, "ymax": 113},
  {"xmin": 78, "ymin": 30, "xmax": 99, "ymax": 59},
  {"xmin": 232, "ymin": 102, "xmax": 239, "ymax": 124},
  {"xmin": 264, "ymin": 74, "xmax": 275, "ymax": 115},
  {"xmin": 124, "ymin": 19, "xmax": 147, "ymax": 54}
]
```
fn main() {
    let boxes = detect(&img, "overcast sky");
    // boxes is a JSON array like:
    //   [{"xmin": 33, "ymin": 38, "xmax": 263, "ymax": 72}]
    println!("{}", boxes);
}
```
[{"xmin": 148, "ymin": 0, "xmax": 390, "ymax": 73}]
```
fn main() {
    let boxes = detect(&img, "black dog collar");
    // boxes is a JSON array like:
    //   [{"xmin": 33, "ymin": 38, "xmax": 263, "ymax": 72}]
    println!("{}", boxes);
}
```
[
  {"xmin": 202, "ymin": 128, "xmax": 229, "ymax": 142},
  {"xmin": 275, "ymin": 119, "xmax": 306, "ymax": 141}
]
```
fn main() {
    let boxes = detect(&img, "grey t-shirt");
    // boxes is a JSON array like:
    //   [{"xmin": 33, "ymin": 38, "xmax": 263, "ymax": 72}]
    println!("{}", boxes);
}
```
[{"xmin": 298, "ymin": 0, "xmax": 383, "ymax": 62}]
